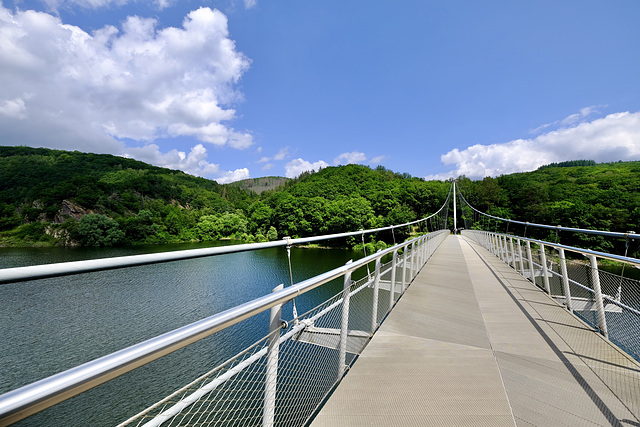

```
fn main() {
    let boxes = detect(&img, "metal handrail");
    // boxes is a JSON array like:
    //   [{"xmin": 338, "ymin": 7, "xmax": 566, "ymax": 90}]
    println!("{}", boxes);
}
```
[
  {"xmin": 486, "ymin": 231, "xmax": 640, "ymax": 268},
  {"xmin": 0, "ymin": 184, "xmax": 451, "ymax": 424},
  {"xmin": 533, "ymin": 252, "xmax": 640, "ymax": 317},
  {"xmin": 0, "ymin": 190, "xmax": 450, "ymax": 285},
  {"xmin": 463, "ymin": 229, "xmax": 640, "ymax": 328},
  {"xmin": 456, "ymin": 184, "xmax": 640, "ymax": 240},
  {"xmin": 0, "ymin": 226, "xmax": 447, "ymax": 425}
]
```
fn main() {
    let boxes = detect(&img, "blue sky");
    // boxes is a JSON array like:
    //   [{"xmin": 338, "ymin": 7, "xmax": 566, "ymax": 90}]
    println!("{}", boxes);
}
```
[{"xmin": 1, "ymin": 0, "xmax": 639, "ymax": 182}]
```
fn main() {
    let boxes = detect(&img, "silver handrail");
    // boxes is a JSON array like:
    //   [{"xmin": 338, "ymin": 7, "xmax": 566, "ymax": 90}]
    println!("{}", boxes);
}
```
[
  {"xmin": 0, "ymin": 228, "xmax": 448, "ymax": 425},
  {"xmin": 486, "ymin": 232, "xmax": 640, "ymax": 267},
  {"xmin": 463, "ymin": 229, "xmax": 640, "ymax": 329},
  {"xmin": 0, "ymin": 202, "xmax": 448, "ymax": 285},
  {"xmin": 0, "ymin": 183, "xmax": 451, "ymax": 425}
]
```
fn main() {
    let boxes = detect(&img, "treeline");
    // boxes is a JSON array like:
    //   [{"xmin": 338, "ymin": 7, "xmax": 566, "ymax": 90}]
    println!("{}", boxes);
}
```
[
  {"xmin": 536, "ymin": 160, "xmax": 597, "ymax": 170},
  {"xmin": 0, "ymin": 146, "xmax": 449, "ymax": 248},
  {"xmin": 457, "ymin": 161, "xmax": 640, "ymax": 255}
]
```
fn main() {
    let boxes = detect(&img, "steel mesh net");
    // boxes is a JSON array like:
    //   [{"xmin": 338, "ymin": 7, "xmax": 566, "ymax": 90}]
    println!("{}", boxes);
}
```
[{"xmin": 118, "ymin": 236, "xmax": 436, "ymax": 427}]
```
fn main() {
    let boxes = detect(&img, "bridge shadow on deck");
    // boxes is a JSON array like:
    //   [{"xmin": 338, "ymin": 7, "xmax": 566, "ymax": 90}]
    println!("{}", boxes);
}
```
[{"xmin": 311, "ymin": 235, "xmax": 640, "ymax": 427}]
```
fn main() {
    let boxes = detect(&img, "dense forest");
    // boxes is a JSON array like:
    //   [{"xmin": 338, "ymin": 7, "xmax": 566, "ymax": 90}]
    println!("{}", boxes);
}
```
[
  {"xmin": 2, "ymin": 146, "xmax": 639, "ymax": 255},
  {"xmin": 456, "ymin": 160, "xmax": 640, "ymax": 255},
  {"xmin": 0, "ymin": 146, "xmax": 448, "ymax": 248}
]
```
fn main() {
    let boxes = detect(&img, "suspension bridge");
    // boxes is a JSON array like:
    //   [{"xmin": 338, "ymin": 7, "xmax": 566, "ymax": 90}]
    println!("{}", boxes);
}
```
[{"xmin": 0, "ymin": 182, "xmax": 639, "ymax": 426}]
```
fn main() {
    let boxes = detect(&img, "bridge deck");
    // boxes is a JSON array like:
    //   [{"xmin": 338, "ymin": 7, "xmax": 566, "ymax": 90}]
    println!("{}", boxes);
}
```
[{"xmin": 311, "ymin": 235, "xmax": 640, "ymax": 426}]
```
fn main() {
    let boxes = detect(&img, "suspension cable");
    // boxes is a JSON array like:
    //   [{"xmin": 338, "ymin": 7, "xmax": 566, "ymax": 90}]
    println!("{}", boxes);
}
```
[
  {"xmin": 284, "ymin": 237, "xmax": 298, "ymax": 322},
  {"xmin": 617, "ymin": 232, "xmax": 633, "ymax": 301},
  {"xmin": 361, "ymin": 229, "xmax": 371, "ymax": 278}
]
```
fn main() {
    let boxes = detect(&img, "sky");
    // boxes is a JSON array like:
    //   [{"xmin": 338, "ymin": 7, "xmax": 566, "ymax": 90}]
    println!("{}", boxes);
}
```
[{"xmin": 1, "ymin": 0, "xmax": 639, "ymax": 183}]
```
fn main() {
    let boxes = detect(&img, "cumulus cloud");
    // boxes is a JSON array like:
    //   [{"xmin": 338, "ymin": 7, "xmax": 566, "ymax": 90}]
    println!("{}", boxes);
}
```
[
  {"xmin": 215, "ymin": 168, "xmax": 250, "ymax": 184},
  {"xmin": 283, "ymin": 151, "xmax": 386, "ymax": 178},
  {"xmin": 124, "ymin": 143, "xmax": 220, "ymax": 177},
  {"xmin": 0, "ymin": 6, "xmax": 251, "ymax": 172},
  {"xmin": 333, "ymin": 151, "xmax": 366, "ymax": 165},
  {"xmin": 284, "ymin": 158, "xmax": 329, "ymax": 178},
  {"xmin": 425, "ymin": 111, "xmax": 640, "ymax": 181}
]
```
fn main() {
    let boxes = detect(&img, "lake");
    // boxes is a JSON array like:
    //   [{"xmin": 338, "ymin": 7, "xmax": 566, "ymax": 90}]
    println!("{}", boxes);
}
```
[{"xmin": 0, "ymin": 241, "xmax": 370, "ymax": 426}]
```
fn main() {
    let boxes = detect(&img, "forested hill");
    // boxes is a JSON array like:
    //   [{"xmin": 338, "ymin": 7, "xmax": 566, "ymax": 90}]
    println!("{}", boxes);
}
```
[
  {"xmin": 260, "ymin": 165, "xmax": 450, "ymax": 242},
  {"xmin": 458, "ymin": 161, "xmax": 640, "ymax": 252},
  {"xmin": 3, "ymin": 146, "xmax": 638, "ymax": 250},
  {"xmin": 0, "ymin": 146, "xmax": 449, "ymax": 247}
]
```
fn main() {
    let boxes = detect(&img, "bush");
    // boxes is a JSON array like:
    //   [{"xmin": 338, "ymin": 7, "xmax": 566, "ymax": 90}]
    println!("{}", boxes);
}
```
[
  {"xmin": 266, "ymin": 226, "xmax": 278, "ymax": 241},
  {"xmin": 75, "ymin": 214, "xmax": 124, "ymax": 246}
]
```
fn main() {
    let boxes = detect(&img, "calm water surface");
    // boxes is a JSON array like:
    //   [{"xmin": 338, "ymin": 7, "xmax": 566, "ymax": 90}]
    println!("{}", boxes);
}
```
[{"xmin": 0, "ymin": 242, "xmax": 368, "ymax": 426}]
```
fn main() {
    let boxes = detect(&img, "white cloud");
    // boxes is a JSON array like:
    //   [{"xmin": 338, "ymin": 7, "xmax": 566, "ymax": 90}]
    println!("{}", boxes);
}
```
[
  {"xmin": 124, "ymin": 143, "xmax": 220, "ymax": 177},
  {"xmin": 261, "ymin": 163, "xmax": 274, "ymax": 171},
  {"xmin": 244, "ymin": 0, "xmax": 257, "ymax": 9},
  {"xmin": 40, "ymin": 0, "xmax": 176, "ymax": 11},
  {"xmin": 258, "ymin": 146, "xmax": 289, "ymax": 164},
  {"xmin": 425, "ymin": 111, "xmax": 640, "ymax": 181},
  {"xmin": 530, "ymin": 105, "xmax": 605, "ymax": 134},
  {"xmin": 0, "ymin": 97, "xmax": 27, "ymax": 119},
  {"xmin": 333, "ymin": 151, "xmax": 366, "ymax": 165},
  {"xmin": 285, "ymin": 158, "xmax": 329, "ymax": 178},
  {"xmin": 273, "ymin": 147, "xmax": 289, "ymax": 160},
  {"xmin": 369, "ymin": 155, "xmax": 385, "ymax": 165},
  {"xmin": 215, "ymin": 168, "xmax": 250, "ymax": 184},
  {"xmin": 0, "ymin": 6, "xmax": 252, "ymax": 159}
]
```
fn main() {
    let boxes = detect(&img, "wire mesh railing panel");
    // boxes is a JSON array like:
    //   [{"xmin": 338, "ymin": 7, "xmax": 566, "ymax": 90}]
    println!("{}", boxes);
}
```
[
  {"xmin": 530, "ymin": 249, "xmax": 544, "ymax": 290},
  {"xmin": 597, "ymin": 269, "xmax": 640, "ymax": 361},
  {"xmin": 118, "ymin": 238, "xmax": 435, "ymax": 427},
  {"xmin": 275, "ymin": 293, "xmax": 346, "ymax": 427},
  {"xmin": 464, "ymin": 230, "xmax": 640, "ymax": 365},
  {"xmin": 119, "ymin": 336, "xmax": 273, "ymax": 427},
  {"xmin": 545, "ymin": 253, "xmax": 564, "ymax": 296}
]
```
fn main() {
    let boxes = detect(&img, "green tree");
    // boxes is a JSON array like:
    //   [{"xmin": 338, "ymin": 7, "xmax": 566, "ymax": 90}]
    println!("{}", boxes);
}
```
[
  {"xmin": 75, "ymin": 214, "xmax": 124, "ymax": 246},
  {"xmin": 266, "ymin": 226, "xmax": 278, "ymax": 241}
]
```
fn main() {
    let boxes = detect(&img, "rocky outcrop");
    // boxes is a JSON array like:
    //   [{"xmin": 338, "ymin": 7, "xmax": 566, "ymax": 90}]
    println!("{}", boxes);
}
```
[
  {"xmin": 54, "ymin": 200, "xmax": 91, "ymax": 223},
  {"xmin": 45, "ymin": 226, "xmax": 78, "ymax": 246}
]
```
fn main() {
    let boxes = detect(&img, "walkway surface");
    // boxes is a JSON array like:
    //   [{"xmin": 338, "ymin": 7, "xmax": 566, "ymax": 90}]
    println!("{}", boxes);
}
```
[{"xmin": 311, "ymin": 235, "xmax": 640, "ymax": 426}]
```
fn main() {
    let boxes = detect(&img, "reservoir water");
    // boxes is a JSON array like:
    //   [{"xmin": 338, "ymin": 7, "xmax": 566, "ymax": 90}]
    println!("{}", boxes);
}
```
[{"xmin": 0, "ymin": 241, "xmax": 368, "ymax": 426}]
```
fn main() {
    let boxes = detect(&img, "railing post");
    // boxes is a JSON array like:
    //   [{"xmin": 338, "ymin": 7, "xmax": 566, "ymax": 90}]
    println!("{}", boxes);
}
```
[
  {"xmin": 558, "ymin": 248, "xmax": 573, "ymax": 312},
  {"xmin": 540, "ymin": 244, "xmax": 551, "ymax": 294},
  {"xmin": 371, "ymin": 256, "xmax": 381, "ymax": 334},
  {"xmin": 509, "ymin": 237, "xmax": 516, "ymax": 269},
  {"xmin": 422, "ymin": 236, "xmax": 427, "ymax": 265},
  {"xmin": 501, "ymin": 236, "xmax": 508, "ymax": 263},
  {"xmin": 401, "ymin": 244, "xmax": 408, "ymax": 293},
  {"xmin": 588, "ymin": 255, "xmax": 608, "ymax": 338},
  {"xmin": 263, "ymin": 284, "xmax": 284, "ymax": 427},
  {"xmin": 410, "ymin": 241, "xmax": 416, "ymax": 280},
  {"xmin": 526, "ymin": 241, "xmax": 534, "ymax": 283},
  {"xmin": 339, "ymin": 260, "xmax": 353, "ymax": 377},
  {"xmin": 517, "ymin": 239, "xmax": 525, "ymax": 276},
  {"xmin": 389, "ymin": 249, "xmax": 397, "ymax": 312}
]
